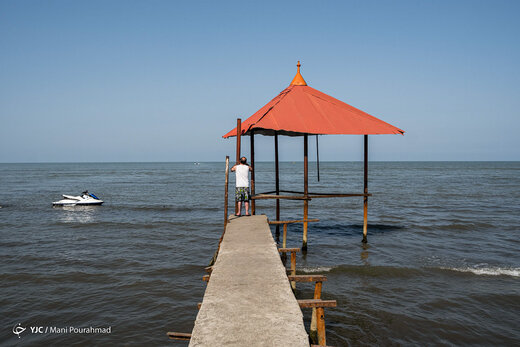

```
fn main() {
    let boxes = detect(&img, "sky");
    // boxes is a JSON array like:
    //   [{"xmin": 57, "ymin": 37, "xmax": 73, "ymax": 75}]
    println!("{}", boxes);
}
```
[{"xmin": 1, "ymin": 0, "xmax": 519, "ymax": 162}]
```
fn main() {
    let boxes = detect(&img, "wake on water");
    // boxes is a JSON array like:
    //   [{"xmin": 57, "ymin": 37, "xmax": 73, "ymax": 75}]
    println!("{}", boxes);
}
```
[
  {"xmin": 441, "ymin": 266, "xmax": 520, "ymax": 277},
  {"xmin": 300, "ymin": 264, "xmax": 520, "ymax": 277}
]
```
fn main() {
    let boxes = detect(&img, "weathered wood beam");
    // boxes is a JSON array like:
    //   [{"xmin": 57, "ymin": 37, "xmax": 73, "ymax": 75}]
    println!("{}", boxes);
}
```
[
  {"xmin": 280, "ymin": 189, "xmax": 372, "ymax": 197},
  {"xmin": 307, "ymin": 193, "xmax": 372, "ymax": 198},
  {"xmin": 278, "ymin": 248, "xmax": 300, "ymax": 253},
  {"xmin": 253, "ymin": 194, "xmax": 311, "ymax": 200},
  {"xmin": 297, "ymin": 299, "xmax": 337, "ymax": 308},
  {"xmin": 287, "ymin": 275, "xmax": 327, "ymax": 282},
  {"xmin": 167, "ymin": 332, "xmax": 191, "ymax": 341}
]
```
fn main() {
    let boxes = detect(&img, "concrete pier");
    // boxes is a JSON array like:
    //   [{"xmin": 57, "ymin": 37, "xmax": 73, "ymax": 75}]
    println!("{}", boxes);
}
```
[{"xmin": 189, "ymin": 215, "xmax": 309, "ymax": 346}]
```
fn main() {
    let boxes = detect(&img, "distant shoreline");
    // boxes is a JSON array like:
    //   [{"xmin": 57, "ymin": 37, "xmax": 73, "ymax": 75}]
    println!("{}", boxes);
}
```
[{"xmin": 0, "ymin": 160, "xmax": 519, "ymax": 164}]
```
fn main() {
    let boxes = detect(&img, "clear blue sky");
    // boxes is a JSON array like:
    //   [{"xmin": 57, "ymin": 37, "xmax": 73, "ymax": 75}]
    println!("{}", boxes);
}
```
[{"xmin": 1, "ymin": 0, "xmax": 519, "ymax": 162}]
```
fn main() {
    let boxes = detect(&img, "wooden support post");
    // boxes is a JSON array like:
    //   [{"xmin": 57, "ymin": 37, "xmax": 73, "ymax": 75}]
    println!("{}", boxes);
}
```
[
  {"xmin": 282, "ymin": 223, "xmax": 288, "ymax": 249},
  {"xmin": 316, "ymin": 306, "xmax": 327, "ymax": 346},
  {"xmin": 316, "ymin": 135, "xmax": 320, "ymax": 182},
  {"xmin": 275, "ymin": 132, "xmax": 280, "ymax": 236},
  {"xmin": 250, "ymin": 130, "xmax": 255, "ymax": 215},
  {"xmin": 362, "ymin": 134, "xmax": 368, "ymax": 243},
  {"xmin": 224, "ymin": 156, "xmax": 229, "ymax": 231},
  {"xmin": 310, "ymin": 280, "xmax": 323, "ymax": 344},
  {"xmin": 235, "ymin": 118, "xmax": 241, "ymax": 215},
  {"xmin": 297, "ymin": 299, "xmax": 336, "ymax": 345},
  {"xmin": 303, "ymin": 134, "xmax": 309, "ymax": 251},
  {"xmin": 290, "ymin": 250, "xmax": 296, "ymax": 290},
  {"xmin": 279, "ymin": 248, "xmax": 299, "ymax": 288}
]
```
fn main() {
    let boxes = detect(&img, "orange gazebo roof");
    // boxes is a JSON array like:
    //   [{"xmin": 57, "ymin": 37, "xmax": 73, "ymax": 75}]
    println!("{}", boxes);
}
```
[{"xmin": 223, "ymin": 62, "xmax": 404, "ymax": 137}]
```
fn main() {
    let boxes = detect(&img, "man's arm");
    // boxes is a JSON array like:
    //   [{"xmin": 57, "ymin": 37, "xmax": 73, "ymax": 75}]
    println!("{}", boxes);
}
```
[
  {"xmin": 249, "ymin": 165, "xmax": 253, "ymax": 172},
  {"xmin": 231, "ymin": 164, "xmax": 237, "ymax": 172}
]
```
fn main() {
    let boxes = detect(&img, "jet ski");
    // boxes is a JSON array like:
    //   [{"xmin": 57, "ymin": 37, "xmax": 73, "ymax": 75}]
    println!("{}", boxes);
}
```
[{"xmin": 53, "ymin": 191, "xmax": 103, "ymax": 206}]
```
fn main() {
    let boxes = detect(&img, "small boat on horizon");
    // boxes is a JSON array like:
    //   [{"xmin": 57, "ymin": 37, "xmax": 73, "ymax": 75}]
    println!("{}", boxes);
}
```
[{"xmin": 53, "ymin": 191, "xmax": 103, "ymax": 206}]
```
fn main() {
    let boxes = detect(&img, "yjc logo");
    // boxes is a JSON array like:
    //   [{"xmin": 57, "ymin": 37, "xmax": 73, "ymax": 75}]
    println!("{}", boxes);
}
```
[{"xmin": 12, "ymin": 323, "xmax": 26, "ymax": 338}]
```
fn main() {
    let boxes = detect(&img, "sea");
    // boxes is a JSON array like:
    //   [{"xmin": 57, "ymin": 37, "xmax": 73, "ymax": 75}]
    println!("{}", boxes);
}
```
[{"xmin": 1, "ymin": 161, "xmax": 519, "ymax": 346}]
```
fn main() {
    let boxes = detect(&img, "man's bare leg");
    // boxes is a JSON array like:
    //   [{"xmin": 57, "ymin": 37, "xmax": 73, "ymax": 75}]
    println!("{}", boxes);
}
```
[
  {"xmin": 236, "ymin": 201, "xmax": 242, "ymax": 216},
  {"xmin": 245, "ymin": 201, "xmax": 250, "ymax": 216}
]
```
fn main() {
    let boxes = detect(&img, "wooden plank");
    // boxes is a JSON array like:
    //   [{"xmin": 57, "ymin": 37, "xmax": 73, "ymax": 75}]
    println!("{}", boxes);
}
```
[
  {"xmin": 252, "ymin": 194, "xmax": 312, "ymax": 201},
  {"xmin": 167, "ymin": 332, "xmax": 191, "ymax": 340},
  {"xmin": 280, "ymin": 189, "xmax": 372, "ymax": 197},
  {"xmin": 278, "ymin": 248, "xmax": 300, "ymax": 253},
  {"xmin": 308, "ymin": 193, "xmax": 371, "ymax": 198},
  {"xmin": 254, "ymin": 193, "xmax": 371, "ymax": 200},
  {"xmin": 297, "ymin": 299, "xmax": 337, "ymax": 308},
  {"xmin": 287, "ymin": 275, "xmax": 327, "ymax": 282}
]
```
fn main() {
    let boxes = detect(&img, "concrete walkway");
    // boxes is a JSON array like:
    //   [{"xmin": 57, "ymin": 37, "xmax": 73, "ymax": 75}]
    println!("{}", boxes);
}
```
[{"xmin": 189, "ymin": 215, "xmax": 309, "ymax": 347}]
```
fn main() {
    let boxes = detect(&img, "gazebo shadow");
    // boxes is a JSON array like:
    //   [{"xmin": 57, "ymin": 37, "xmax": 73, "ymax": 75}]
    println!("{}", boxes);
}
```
[{"xmin": 271, "ymin": 222, "xmax": 405, "ymax": 237}]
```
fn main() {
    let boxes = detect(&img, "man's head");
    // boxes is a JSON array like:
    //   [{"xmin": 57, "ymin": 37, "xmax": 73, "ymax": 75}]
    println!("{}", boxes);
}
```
[{"xmin": 240, "ymin": 157, "xmax": 247, "ymax": 164}]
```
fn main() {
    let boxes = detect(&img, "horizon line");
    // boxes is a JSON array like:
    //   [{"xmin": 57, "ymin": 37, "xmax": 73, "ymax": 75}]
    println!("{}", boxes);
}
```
[{"xmin": 1, "ymin": 160, "xmax": 519, "ymax": 164}]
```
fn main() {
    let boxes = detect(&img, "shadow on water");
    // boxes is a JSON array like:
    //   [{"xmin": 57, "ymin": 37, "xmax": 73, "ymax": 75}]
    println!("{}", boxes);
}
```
[{"xmin": 271, "ymin": 222, "xmax": 406, "ymax": 236}]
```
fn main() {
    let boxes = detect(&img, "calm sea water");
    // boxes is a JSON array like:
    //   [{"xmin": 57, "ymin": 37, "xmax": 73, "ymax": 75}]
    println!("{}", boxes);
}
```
[{"xmin": 1, "ymin": 162, "xmax": 519, "ymax": 346}]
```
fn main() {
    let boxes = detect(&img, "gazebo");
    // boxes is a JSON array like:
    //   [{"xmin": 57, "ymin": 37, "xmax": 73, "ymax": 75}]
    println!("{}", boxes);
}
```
[{"xmin": 223, "ymin": 62, "xmax": 404, "ymax": 248}]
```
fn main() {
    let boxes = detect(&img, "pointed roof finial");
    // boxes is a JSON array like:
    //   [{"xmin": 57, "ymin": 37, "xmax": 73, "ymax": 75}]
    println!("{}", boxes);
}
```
[{"xmin": 290, "ymin": 60, "xmax": 307, "ymax": 86}]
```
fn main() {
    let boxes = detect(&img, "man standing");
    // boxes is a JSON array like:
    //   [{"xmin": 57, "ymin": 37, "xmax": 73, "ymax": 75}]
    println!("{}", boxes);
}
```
[{"xmin": 231, "ymin": 156, "xmax": 253, "ymax": 216}]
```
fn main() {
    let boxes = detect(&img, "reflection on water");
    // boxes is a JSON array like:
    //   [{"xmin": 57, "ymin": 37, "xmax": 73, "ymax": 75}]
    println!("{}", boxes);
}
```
[
  {"xmin": 360, "ymin": 243, "xmax": 370, "ymax": 266},
  {"xmin": 56, "ymin": 206, "xmax": 100, "ymax": 224}
]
